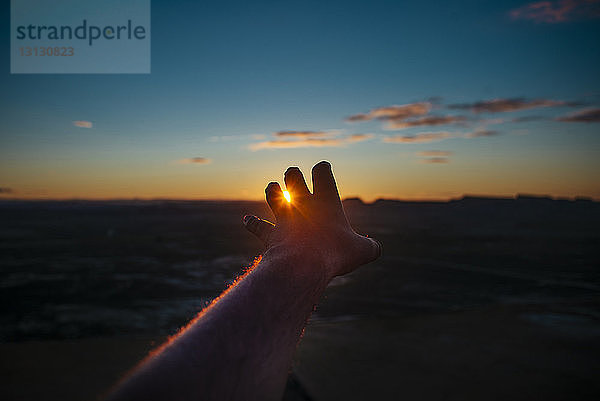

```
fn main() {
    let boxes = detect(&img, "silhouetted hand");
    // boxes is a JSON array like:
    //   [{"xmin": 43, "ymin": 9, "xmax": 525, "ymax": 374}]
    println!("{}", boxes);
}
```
[{"xmin": 244, "ymin": 161, "xmax": 381, "ymax": 279}]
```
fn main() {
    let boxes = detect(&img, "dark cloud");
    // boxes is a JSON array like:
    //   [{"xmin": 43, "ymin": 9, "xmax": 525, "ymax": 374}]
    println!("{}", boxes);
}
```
[
  {"xmin": 511, "ymin": 116, "xmax": 546, "ymax": 123},
  {"xmin": 345, "ymin": 113, "xmax": 372, "ymax": 122},
  {"xmin": 420, "ymin": 157, "xmax": 450, "ymax": 164},
  {"xmin": 347, "ymin": 102, "xmax": 468, "ymax": 130},
  {"xmin": 464, "ymin": 129, "xmax": 501, "ymax": 138},
  {"xmin": 179, "ymin": 157, "xmax": 212, "ymax": 164},
  {"xmin": 386, "ymin": 115, "xmax": 467, "ymax": 130},
  {"xmin": 274, "ymin": 130, "xmax": 331, "ymax": 138},
  {"xmin": 510, "ymin": 0, "xmax": 600, "ymax": 23},
  {"xmin": 416, "ymin": 150, "xmax": 452, "ymax": 164},
  {"xmin": 346, "ymin": 102, "xmax": 431, "ymax": 123},
  {"xmin": 0, "ymin": 187, "xmax": 13, "ymax": 194},
  {"xmin": 383, "ymin": 132, "xmax": 452, "ymax": 144},
  {"xmin": 416, "ymin": 150, "xmax": 453, "ymax": 157},
  {"xmin": 448, "ymin": 98, "xmax": 567, "ymax": 113},
  {"xmin": 556, "ymin": 108, "xmax": 600, "ymax": 122}
]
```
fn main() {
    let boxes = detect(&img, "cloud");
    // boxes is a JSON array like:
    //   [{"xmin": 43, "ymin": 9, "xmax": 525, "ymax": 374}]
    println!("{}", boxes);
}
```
[
  {"xmin": 250, "ymin": 138, "xmax": 344, "ymax": 150},
  {"xmin": 250, "ymin": 132, "xmax": 374, "ymax": 150},
  {"xmin": 346, "ymin": 102, "xmax": 431, "ymax": 122},
  {"xmin": 416, "ymin": 150, "xmax": 452, "ymax": 164},
  {"xmin": 420, "ymin": 157, "xmax": 450, "ymax": 164},
  {"xmin": 345, "ymin": 113, "xmax": 372, "ymax": 122},
  {"xmin": 511, "ymin": 115, "xmax": 546, "ymax": 122},
  {"xmin": 383, "ymin": 132, "xmax": 452, "ymax": 144},
  {"xmin": 416, "ymin": 150, "xmax": 453, "ymax": 157},
  {"xmin": 448, "ymin": 98, "xmax": 566, "ymax": 113},
  {"xmin": 73, "ymin": 120, "xmax": 92, "ymax": 128},
  {"xmin": 274, "ymin": 130, "xmax": 331, "ymax": 138},
  {"xmin": 347, "ymin": 133, "xmax": 375, "ymax": 142},
  {"xmin": 383, "ymin": 129, "xmax": 501, "ymax": 144},
  {"xmin": 510, "ymin": 0, "xmax": 600, "ymax": 23},
  {"xmin": 178, "ymin": 157, "xmax": 212, "ymax": 164},
  {"xmin": 0, "ymin": 187, "xmax": 13, "ymax": 194},
  {"xmin": 556, "ymin": 108, "xmax": 600, "ymax": 122},
  {"xmin": 347, "ymin": 102, "xmax": 468, "ymax": 131},
  {"xmin": 464, "ymin": 129, "xmax": 501, "ymax": 138},
  {"xmin": 386, "ymin": 115, "xmax": 467, "ymax": 130}
]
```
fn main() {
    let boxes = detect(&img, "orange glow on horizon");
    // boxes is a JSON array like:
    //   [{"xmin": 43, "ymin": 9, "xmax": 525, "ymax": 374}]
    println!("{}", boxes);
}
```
[{"xmin": 1, "ymin": 157, "xmax": 599, "ymax": 202}]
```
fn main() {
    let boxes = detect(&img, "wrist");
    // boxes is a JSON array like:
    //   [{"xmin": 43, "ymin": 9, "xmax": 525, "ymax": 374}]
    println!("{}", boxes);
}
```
[{"xmin": 261, "ymin": 244, "xmax": 335, "ymax": 285}]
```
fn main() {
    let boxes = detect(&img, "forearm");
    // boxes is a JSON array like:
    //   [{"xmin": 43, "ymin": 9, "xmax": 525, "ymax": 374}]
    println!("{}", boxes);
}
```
[
  {"xmin": 107, "ymin": 161, "xmax": 380, "ymax": 401},
  {"xmin": 107, "ymin": 247, "xmax": 331, "ymax": 401}
]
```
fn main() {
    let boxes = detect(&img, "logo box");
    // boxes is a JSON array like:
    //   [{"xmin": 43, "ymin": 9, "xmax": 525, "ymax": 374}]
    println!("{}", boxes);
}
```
[{"xmin": 11, "ymin": 0, "xmax": 151, "ymax": 74}]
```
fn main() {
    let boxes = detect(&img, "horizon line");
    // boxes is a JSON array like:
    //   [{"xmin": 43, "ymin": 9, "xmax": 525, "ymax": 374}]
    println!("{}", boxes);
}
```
[{"xmin": 0, "ymin": 193, "xmax": 597, "ymax": 204}]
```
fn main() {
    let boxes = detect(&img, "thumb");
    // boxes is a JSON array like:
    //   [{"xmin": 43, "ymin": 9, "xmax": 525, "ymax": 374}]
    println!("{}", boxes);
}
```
[
  {"xmin": 243, "ymin": 215, "xmax": 275, "ymax": 244},
  {"xmin": 355, "ymin": 234, "xmax": 382, "ymax": 265},
  {"xmin": 366, "ymin": 237, "xmax": 382, "ymax": 262}
]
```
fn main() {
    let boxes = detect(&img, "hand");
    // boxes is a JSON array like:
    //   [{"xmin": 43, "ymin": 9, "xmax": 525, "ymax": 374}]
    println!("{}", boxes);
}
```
[{"xmin": 243, "ymin": 161, "xmax": 381, "ymax": 279}]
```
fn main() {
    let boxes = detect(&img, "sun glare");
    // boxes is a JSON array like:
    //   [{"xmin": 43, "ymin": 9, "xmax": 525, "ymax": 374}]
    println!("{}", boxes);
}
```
[{"xmin": 283, "ymin": 190, "xmax": 291, "ymax": 203}]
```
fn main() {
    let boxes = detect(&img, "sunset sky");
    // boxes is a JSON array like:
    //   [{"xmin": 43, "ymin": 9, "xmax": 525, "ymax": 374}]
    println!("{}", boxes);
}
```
[{"xmin": 1, "ymin": 0, "xmax": 599, "ymax": 201}]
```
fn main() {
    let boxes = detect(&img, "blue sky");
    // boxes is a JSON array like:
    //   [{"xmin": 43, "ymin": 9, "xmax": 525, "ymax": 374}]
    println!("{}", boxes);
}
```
[{"xmin": 1, "ymin": 0, "xmax": 599, "ymax": 200}]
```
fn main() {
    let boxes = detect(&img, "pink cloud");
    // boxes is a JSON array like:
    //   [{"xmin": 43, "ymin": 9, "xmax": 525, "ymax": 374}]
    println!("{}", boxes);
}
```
[
  {"xmin": 178, "ymin": 157, "xmax": 212, "ymax": 164},
  {"xmin": 348, "ymin": 102, "xmax": 468, "ymax": 131},
  {"xmin": 346, "ymin": 102, "xmax": 431, "ymax": 122},
  {"xmin": 250, "ymin": 132, "xmax": 374, "ymax": 150},
  {"xmin": 448, "ymin": 98, "xmax": 565, "ymax": 113},
  {"xmin": 510, "ymin": 0, "xmax": 600, "ymax": 23},
  {"xmin": 386, "ymin": 115, "xmax": 467, "ymax": 130},
  {"xmin": 274, "ymin": 130, "xmax": 331, "ymax": 138},
  {"xmin": 383, "ymin": 132, "xmax": 452, "ymax": 144},
  {"xmin": 416, "ymin": 150, "xmax": 453, "ymax": 157},
  {"xmin": 420, "ymin": 157, "xmax": 450, "ymax": 164},
  {"xmin": 346, "ymin": 133, "xmax": 375, "ymax": 142},
  {"xmin": 463, "ymin": 129, "xmax": 501, "ymax": 138},
  {"xmin": 556, "ymin": 108, "xmax": 600, "ymax": 122},
  {"xmin": 250, "ymin": 138, "xmax": 343, "ymax": 150},
  {"xmin": 73, "ymin": 120, "xmax": 93, "ymax": 128}
]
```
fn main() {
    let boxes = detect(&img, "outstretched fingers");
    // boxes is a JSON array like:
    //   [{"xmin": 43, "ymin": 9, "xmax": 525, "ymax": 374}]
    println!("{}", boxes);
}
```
[
  {"xmin": 311, "ymin": 161, "xmax": 341, "ymax": 204},
  {"xmin": 284, "ymin": 167, "xmax": 311, "ymax": 204},
  {"xmin": 243, "ymin": 215, "xmax": 275, "ymax": 243},
  {"xmin": 265, "ymin": 181, "xmax": 291, "ymax": 220}
]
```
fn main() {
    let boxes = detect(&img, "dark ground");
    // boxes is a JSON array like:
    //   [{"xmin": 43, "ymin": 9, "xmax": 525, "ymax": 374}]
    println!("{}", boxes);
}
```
[{"xmin": 0, "ymin": 196, "xmax": 599, "ymax": 400}]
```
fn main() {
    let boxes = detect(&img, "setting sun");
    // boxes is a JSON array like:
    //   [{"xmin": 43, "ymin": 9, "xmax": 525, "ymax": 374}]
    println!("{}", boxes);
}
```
[{"xmin": 283, "ymin": 190, "xmax": 291, "ymax": 203}]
